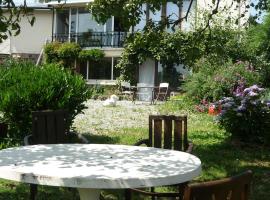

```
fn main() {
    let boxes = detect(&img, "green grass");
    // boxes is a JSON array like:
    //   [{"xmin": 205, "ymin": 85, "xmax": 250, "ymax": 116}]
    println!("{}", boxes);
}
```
[{"xmin": 0, "ymin": 100, "xmax": 269, "ymax": 199}]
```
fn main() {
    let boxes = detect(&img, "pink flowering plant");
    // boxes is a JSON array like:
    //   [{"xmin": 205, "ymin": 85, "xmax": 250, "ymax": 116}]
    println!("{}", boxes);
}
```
[{"xmin": 216, "ymin": 85, "xmax": 270, "ymax": 144}]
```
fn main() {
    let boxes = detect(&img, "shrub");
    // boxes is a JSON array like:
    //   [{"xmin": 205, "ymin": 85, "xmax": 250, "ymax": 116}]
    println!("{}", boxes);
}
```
[
  {"xmin": 57, "ymin": 42, "xmax": 81, "ymax": 59},
  {"xmin": 184, "ymin": 59, "xmax": 261, "ymax": 103},
  {"xmin": 44, "ymin": 42, "xmax": 81, "ymax": 68},
  {"xmin": 0, "ymin": 60, "xmax": 91, "ymax": 139},
  {"xmin": 44, "ymin": 42, "xmax": 61, "ymax": 63},
  {"xmin": 78, "ymin": 49, "xmax": 105, "ymax": 61},
  {"xmin": 216, "ymin": 85, "xmax": 270, "ymax": 144}
]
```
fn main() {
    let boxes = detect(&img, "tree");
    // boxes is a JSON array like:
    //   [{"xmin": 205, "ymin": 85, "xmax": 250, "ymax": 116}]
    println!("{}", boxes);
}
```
[
  {"xmin": 0, "ymin": 0, "xmax": 35, "ymax": 42},
  {"xmin": 89, "ymin": 0, "xmax": 269, "ymax": 31}
]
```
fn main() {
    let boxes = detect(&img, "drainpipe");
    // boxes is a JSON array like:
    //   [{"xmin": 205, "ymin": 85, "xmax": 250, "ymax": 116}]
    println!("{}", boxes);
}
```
[{"xmin": 52, "ymin": 7, "xmax": 54, "ymax": 42}]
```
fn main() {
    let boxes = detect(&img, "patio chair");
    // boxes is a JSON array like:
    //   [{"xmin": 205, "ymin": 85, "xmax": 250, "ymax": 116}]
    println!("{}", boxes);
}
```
[
  {"xmin": 183, "ymin": 170, "xmax": 253, "ymax": 200},
  {"xmin": 155, "ymin": 82, "xmax": 169, "ymax": 102},
  {"xmin": 24, "ymin": 110, "xmax": 88, "ymax": 200},
  {"xmin": 125, "ymin": 115, "xmax": 193, "ymax": 200},
  {"xmin": 121, "ymin": 81, "xmax": 134, "ymax": 100}
]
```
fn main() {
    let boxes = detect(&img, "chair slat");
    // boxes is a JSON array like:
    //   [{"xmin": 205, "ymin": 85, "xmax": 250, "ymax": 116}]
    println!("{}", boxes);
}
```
[
  {"xmin": 153, "ymin": 119, "xmax": 162, "ymax": 148},
  {"xmin": 164, "ymin": 116, "xmax": 172, "ymax": 149},
  {"xmin": 55, "ymin": 113, "xmax": 66, "ymax": 143},
  {"xmin": 149, "ymin": 116, "xmax": 153, "ymax": 147},
  {"xmin": 46, "ymin": 114, "xmax": 56, "ymax": 144},
  {"xmin": 174, "ymin": 119, "xmax": 183, "ymax": 151},
  {"xmin": 33, "ymin": 115, "xmax": 47, "ymax": 144},
  {"xmin": 183, "ymin": 116, "xmax": 188, "ymax": 151},
  {"xmin": 184, "ymin": 171, "xmax": 253, "ymax": 200}
]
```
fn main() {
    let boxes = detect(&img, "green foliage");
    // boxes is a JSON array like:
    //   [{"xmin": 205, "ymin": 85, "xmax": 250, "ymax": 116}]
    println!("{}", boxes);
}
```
[
  {"xmin": 0, "ymin": 60, "xmax": 91, "ymax": 139},
  {"xmin": 184, "ymin": 59, "xmax": 261, "ymax": 102},
  {"xmin": 57, "ymin": 42, "xmax": 81, "ymax": 59},
  {"xmin": 0, "ymin": 1, "xmax": 36, "ymax": 43},
  {"xmin": 44, "ymin": 42, "xmax": 61, "ymax": 63},
  {"xmin": 44, "ymin": 42, "xmax": 81, "ymax": 68},
  {"xmin": 78, "ymin": 49, "xmax": 105, "ymax": 61}
]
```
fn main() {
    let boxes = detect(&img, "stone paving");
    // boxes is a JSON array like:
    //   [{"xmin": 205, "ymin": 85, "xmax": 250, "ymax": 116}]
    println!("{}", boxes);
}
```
[{"xmin": 73, "ymin": 100, "xmax": 159, "ymax": 135}]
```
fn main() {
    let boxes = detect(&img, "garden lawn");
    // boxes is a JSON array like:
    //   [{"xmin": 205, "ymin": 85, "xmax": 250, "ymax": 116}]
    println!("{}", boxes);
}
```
[{"xmin": 0, "ymin": 100, "xmax": 269, "ymax": 199}]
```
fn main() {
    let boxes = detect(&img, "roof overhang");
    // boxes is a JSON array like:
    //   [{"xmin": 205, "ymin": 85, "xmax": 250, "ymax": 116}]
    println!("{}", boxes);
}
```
[{"xmin": 47, "ymin": 0, "xmax": 93, "ymax": 7}]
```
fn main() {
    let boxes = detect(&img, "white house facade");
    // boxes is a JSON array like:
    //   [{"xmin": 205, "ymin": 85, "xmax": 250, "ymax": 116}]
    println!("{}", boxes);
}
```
[{"xmin": 0, "ymin": 0, "xmax": 250, "ymax": 86}]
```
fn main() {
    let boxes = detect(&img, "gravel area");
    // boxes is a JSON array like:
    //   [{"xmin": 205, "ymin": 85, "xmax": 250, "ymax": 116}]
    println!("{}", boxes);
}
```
[{"xmin": 73, "ymin": 100, "xmax": 159, "ymax": 135}]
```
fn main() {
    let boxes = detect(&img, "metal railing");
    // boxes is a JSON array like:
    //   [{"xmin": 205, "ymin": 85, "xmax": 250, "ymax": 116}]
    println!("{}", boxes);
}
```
[{"xmin": 52, "ymin": 32, "xmax": 129, "ymax": 48}]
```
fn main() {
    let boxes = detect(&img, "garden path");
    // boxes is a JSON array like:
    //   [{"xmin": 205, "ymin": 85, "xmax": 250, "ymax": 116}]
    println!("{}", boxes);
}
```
[{"xmin": 73, "ymin": 100, "xmax": 159, "ymax": 135}]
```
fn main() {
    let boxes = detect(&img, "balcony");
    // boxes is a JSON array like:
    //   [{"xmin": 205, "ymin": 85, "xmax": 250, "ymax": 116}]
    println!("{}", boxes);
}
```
[{"xmin": 52, "ymin": 32, "xmax": 128, "ymax": 48}]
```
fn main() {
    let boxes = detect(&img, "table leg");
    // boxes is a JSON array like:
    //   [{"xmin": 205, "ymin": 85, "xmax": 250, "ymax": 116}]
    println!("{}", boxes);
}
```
[{"xmin": 78, "ymin": 188, "xmax": 101, "ymax": 200}]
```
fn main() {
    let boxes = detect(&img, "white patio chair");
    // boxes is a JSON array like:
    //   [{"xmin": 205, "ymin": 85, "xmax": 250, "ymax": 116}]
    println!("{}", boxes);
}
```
[
  {"xmin": 155, "ymin": 82, "xmax": 169, "ymax": 102},
  {"xmin": 121, "ymin": 81, "xmax": 134, "ymax": 100}
]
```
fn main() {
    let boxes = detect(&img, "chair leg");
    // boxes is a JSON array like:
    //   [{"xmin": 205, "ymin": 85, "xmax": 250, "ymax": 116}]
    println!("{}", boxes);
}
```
[
  {"xmin": 30, "ymin": 184, "xmax": 38, "ymax": 200},
  {"xmin": 125, "ymin": 189, "xmax": 132, "ymax": 200}
]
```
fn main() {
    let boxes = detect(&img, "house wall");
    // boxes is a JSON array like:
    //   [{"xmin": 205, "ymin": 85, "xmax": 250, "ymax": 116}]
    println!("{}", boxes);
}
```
[
  {"xmin": 10, "ymin": 9, "xmax": 52, "ymax": 55},
  {"xmin": 196, "ymin": 0, "xmax": 250, "ymax": 27},
  {"xmin": 0, "ymin": 38, "xmax": 10, "ymax": 55}
]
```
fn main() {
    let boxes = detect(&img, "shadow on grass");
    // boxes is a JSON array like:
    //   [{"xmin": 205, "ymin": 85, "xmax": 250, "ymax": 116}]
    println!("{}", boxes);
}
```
[
  {"xmin": 190, "ymin": 130, "xmax": 270, "ymax": 200},
  {"xmin": 82, "ymin": 133, "xmax": 120, "ymax": 144}
]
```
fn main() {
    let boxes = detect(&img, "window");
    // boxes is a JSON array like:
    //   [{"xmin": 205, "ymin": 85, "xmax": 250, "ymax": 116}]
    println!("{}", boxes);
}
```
[
  {"xmin": 56, "ymin": 9, "xmax": 69, "ymax": 34},
  {"xmin": 78, "ymin": 8, "xmax": 104, "ymax": 33},
  {"xmin": 89, "ymin": 58, "xmax": 112, "ymax": 80},
  {"xmin": 78, "ymin": 57, "xmax": 120, "ymax": 80},
  {"xmin": 113, "ymin": 57, "xmax": 121, "ymax": 79}
]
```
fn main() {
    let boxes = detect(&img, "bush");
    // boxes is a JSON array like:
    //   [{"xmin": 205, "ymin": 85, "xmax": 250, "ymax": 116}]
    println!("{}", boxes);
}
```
[
  {"xmin": 44, "ymin": 42, "xmax": 81, "ymax": 68},
  {"xmin": 0, "ymin": 60, "xmax": 91, "ymax": 139},
  {"xmin": 184, "ymin": 59, "xmax": 261, "ymax": 103},
  {"xmin": 44, "ymin": 42, "xmax": 61, "ymax": 63},
  {"xmin": 57, "ymin": 42, "xmax": 81, "ymax": 59},
  {"xmin": 78, "ymin": 49, "xmax": 105, "ymax": 61},
  {"xmin": 216, "ymin": 85, "xmax": 270, "ymax": 144}
]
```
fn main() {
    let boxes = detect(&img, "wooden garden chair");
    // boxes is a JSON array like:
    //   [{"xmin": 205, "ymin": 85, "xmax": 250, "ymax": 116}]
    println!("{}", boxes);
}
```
[
  {"xmin": 183, "ymin": 170, "xmax": 253, "ymax": 200},
  {"xmin": 125, "ymin": 115, "xmax": 193, "ymax": 200},
  {"xmin": 24, "ymin": 110, "xmax": 88, "ymax": 200}
]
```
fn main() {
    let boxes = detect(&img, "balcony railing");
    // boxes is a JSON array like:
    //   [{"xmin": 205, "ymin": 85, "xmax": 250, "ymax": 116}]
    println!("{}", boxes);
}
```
[{"xmin": 52, "ymin": 32, "xmax": 128, "ymax": 48}]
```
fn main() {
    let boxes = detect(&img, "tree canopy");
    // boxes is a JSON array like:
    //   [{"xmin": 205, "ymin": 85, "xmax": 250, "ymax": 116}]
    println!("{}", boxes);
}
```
[{"xmin": 89, "ymin": 0, "xmax": 270, "ymax": 30}]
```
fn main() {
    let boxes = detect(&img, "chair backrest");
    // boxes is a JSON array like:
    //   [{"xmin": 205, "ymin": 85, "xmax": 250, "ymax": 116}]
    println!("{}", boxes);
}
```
[
  {"xmin": 148, "ymin": 115, "xmax": 188, "ymax": 151},
  {"xmin": 121, "ymin": 81, "xmax": 131, "ymax": 88},
  {"xmin": 183, "ymin": 170, "xmax": 253, "ymax": 200},
  {"xmin": 32, "ymin": 110, "xmax": 68, "ymax": 144},
  {"xmin": 159, "ymin": 82, "xmax": 169, "ymax": 88}
]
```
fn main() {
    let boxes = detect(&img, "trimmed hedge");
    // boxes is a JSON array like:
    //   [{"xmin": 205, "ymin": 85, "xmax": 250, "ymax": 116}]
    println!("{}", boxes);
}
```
[{"xmin": 0, "ymin": 60, "xmax": 91, "ymax": 139}]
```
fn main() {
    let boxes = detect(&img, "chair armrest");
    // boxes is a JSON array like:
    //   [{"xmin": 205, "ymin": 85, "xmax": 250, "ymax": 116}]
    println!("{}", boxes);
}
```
[
  {"xmin": 68, "ymin": 132, "xmax": 89, "ymax": 144},
  {"xmin": 134, "ymin": 139, "xmax": 150, "ymax": 146},
  {"xmin": 24, "ymin": 135, "xmax": 33, "ymax": 146},
  {"xmin": 185, "ymin": 141, "xmax": 193, "ymax": 154}
]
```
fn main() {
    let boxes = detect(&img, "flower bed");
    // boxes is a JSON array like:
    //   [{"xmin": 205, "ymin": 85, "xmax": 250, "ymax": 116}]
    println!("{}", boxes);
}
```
[{"xmin": 216, "ymin": 85, "xmax": 270, "ymax": 144}]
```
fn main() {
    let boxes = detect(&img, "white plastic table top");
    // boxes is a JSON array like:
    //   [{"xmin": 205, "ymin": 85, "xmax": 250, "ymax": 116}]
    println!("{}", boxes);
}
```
[{"xmin": 0, "ymin": 144, "xmax": 201, "ymax": 200}]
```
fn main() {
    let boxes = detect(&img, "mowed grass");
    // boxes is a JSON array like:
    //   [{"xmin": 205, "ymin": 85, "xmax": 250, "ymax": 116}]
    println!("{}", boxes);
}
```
[{"xmin": 0, "ymin": 100, "xmax": 269, "ymax": 199}]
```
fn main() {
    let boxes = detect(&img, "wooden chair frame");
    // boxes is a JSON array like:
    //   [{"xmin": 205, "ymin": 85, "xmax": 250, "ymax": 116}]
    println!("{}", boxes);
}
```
[
  {"xmin": 24, "ymin": 110, "xmax": 88, "ymax": 200},
  {"xmin": 183, "ymin": 170, "xmax": 253, "ymax": 200},
  {"xmin": 126, "ymin": 115, "xmax": 193, "ymax": 200}
]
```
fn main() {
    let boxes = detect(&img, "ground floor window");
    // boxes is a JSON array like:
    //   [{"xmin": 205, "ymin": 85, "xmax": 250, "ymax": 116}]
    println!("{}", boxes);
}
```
[{"xmin": 79, "ymin": 57, "xmax": 120, "ymax": 80}]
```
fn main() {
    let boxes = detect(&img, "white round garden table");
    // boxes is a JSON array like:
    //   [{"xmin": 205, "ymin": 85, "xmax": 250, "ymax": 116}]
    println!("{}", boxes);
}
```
[{"xmin": 0, "ymin": 144, "xmax": 201, "ymax": 200}]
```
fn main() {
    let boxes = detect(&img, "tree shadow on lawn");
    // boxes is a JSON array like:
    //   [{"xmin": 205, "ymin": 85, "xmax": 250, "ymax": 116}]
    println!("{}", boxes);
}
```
[
  {"xmin": 0, "ymin": 181, "xmax": 79, "ymax": 200},
  {"xmin": 82, "ymin": 133, "xmax": 120, "ymax": 144},
  {"xmin": 190, "ymin": 130, "xmax": 270, "ymax": 200}
]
